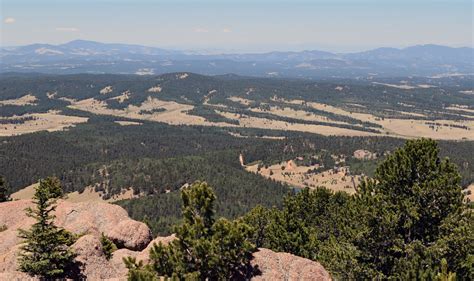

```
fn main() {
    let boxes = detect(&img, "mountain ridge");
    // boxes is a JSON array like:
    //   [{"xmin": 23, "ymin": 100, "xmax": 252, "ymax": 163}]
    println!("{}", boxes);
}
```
[{"xmin": 1, "ymin": 40, "xmax": 472, "ymax": 78}]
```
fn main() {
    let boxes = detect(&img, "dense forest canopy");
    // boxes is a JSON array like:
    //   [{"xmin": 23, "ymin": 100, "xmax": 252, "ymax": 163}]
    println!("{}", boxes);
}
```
[{"xmin": 1, "ymin": 116, "xmax": 473, "ymax": 234}]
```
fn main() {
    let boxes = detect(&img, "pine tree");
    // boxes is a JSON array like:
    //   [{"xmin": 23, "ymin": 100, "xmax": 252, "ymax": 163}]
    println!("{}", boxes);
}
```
[
  {"xmin": 124, "ymin": 181, "xmax": 255, "ymax": 280},
  {"xmin": 0, "ymin": 176, "xmax": 9, "ymax": 202},
  {"xmin": 124, "ymin": 257, "xmax": 161, "ymax": 281},
  {"xmin": 100, "ymin": 232, "xmax": 117, "ymax": 260},
  {"xmin": 242, "ymin": 204, "xmax": 273, "ymax": 247},
  {"xmin": 18, "ymin": 177, "xmax": 77, "ymax": 278},
  {"xmin": 356, "ymin": 138, "xmax": 466, "ymax": 277}
]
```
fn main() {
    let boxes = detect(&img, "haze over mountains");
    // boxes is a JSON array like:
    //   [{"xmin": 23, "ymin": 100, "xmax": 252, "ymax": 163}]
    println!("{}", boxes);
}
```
[{"xmin": 1, "ymin": 40, "xmax": 472, "ymax": 78}]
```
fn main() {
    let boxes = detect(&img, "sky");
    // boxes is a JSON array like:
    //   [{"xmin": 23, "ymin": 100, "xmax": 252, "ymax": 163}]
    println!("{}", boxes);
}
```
[{"xmin": 1, "ymin": 0, "xmax": 473, "ymax": 53}]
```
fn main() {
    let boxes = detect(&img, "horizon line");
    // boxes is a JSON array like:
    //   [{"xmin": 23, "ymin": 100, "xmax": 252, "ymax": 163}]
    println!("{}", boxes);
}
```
[{"xmin": 1, "ymin": 39, "xmax": 473, "ymax": 55}]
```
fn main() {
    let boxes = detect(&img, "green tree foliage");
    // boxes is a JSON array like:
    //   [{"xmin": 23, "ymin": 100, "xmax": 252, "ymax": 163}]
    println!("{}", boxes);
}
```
[
  {"xmin": 241, "ymin": 205, "xmax": 273, "ymax": 248},
  {"xmin": 356, "ymin": 138, "xmax": 466, "ymax": 278},
  {"xmin": 124, "ymin": 181, "xmax": 255, "ymax": 280},
  {"xmin": 100, "ymin": 233, "xmax": 117, "ymax": 260},
  {"xmin": 0, "ymin": 176, "xmax": 9, "ymax": 202},
  {"xmin": 124, "ymin": 257, "xmax": 162, "ymax": 281},
  {"xmin": 244, "ymin": 188, "xmax": 368, "ymax": 279},
  {"xmin": 17, "ymin": 177, "xmax": 77, "ymax": 279},
  {"xmin": 436, "ymin": 259, "xmax": 457, "ymax": 281},
  {"xmin": 245, "ymin": 139, "xmax": 472, "ymax": 279}
]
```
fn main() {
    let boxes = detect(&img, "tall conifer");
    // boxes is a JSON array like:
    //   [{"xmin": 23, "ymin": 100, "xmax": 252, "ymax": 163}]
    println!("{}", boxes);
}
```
[{"xmin": 18, "ymin": 177, "xmax": 76, "ymax": 278}]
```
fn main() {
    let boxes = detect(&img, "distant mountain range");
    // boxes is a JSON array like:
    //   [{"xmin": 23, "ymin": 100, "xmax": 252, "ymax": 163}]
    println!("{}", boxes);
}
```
[{"xmin": 1, "ymin": 40, "xmax": 472, "ymax": 78}]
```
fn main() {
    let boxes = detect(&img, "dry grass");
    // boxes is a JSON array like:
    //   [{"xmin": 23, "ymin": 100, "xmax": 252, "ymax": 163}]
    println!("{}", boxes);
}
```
[
  {"xmin": 372, "ymin": 82, "xmax": 416, "ymax": 89},
  {"xmin": 10, "ymin": 183, "xmax": 38, "ymax": 200},
  {"xmin": 110, "ymin": 91, "xmax": 130, "ymax": 103},
  {"xmin": 246, "ymin": 161, "xmax": 360, "ymax": 194},
  {"xmin": 69, "ymin": 96, "xmax": 234, "ymax": 127},
  {"xmin": 228, "ymin": 96, "xmax": 253, "ymax": 106},
  {"xmin": 446, "ymin": 105, "xmax": 474, "ymax": 115},
  {"xmin": 228, "ymin": 131, "xmax": 285, "ymax": 140},
  {"xmin": 0, "ymin": 111, "xmax": 88, "ymax": 137},
  {"xmin": 99, "ymin": 86, "xmax": 113, "ymax": 95},
  {"xmin": 114, "ymin": 121, "xmax": 143, "ymax": 126},
  {"xmin": 11, "ymin": 184, "xmax": 137, "ymax": 203},
  {"xmin": 250, "ymin": 105, "xmax": 348, "ymax": 124},
  {"xmin": 148, "ymin": 86, "xmax": 162, "ymax": 93},
  {"xmin": 217, "ymin": 110, "xmax": 377, "ymax": 137},
  {"xmin": 0, "ymin": 94, "xmax": 37, "ymax": 106},
  {"xmin": 58, "ymin": 94, "xmax": 474, "ymax": 141},
  {"xmin": 67, "ymin": 186, "xmax": 137, "ymax": 202},
  {"xmin": 466, "ymin": 184, "xmax": 474, "ymax": 203},
  {"xmin": 278, "ymin": 99, "xmax": 474, "ymax": 140}
]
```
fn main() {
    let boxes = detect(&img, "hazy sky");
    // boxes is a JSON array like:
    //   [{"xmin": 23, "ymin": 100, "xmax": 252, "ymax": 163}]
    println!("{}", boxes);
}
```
[{"xmin": 1, "ymin": 0, "xmax": 473, "ymax": 52}]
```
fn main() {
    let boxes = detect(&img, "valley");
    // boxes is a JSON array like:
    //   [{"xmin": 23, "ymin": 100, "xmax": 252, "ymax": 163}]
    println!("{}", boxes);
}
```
[
  {"xmin": 1, "ymin": 73, "xmax": 473, "ymax": 139},
  {"xmin": 2, "ymin": 0, "xmax": 473, "ymax": 278},
  {"xmin": 1, "ymin": 72, "xmax": 473, "ymax": 277}
]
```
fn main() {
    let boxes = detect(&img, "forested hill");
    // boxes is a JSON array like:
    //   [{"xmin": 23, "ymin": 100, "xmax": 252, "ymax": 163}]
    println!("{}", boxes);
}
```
[
  {"xmin": 1, "ymin": 72, "xmax": 473, "ymax": 234},
  {"xmin": 1, "ymin": 72, "xmax": 473, "ymax": 117},
  {"xmin": 1, "ymin": 72, "xmax": 473, "ymax": 140},
  {"xmin": 2, "ymin": 117, "xmax": 474, "ymax": 233}
]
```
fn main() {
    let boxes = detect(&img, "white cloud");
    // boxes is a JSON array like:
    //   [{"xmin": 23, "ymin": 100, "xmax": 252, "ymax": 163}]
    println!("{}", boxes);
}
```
[
  {"xmin": 55, "ymin": 27, "xmax": 79, "ymax": 32},
  {"xmin": 194, "ymin": 28, "xmax": 209, "ymax": 33},
  {"xmin": 222, "ymin": 28, "xmax": 232, "ymax": 33},
  {"xmin": 4, "ymin": 17, "xmax": 15, "ymax": 24}
]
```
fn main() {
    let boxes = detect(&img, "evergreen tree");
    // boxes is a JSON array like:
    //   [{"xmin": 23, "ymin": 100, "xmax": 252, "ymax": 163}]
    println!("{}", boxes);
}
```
[
  {"xmin": 356, "ymin": 138, "xmax": 466, "ymax": 277},
  {"xmin": 254, "ymin": 188, "xmax": 368, "ymax": 279},
  {"xmin": 0, "ymin": 176, "xmax": 9, "ymax": 202},
  {"xmin": 124, "ymin": 257, "xmax": 159, "ymax": 281},
  {"xmin": 18, "ymin": 177, "xmax": 77, "ymax": 278},
  {"xmin": 100, "ymin": 233, "xmax": 117, "ymax": 260},
  {"xmin": 248, "ymin": 139, "xmax": 472, "ymax": 279},
  {"xmin": 241, "ymin": 204, "xmax": 273, "ymax": 248},
  {"xmin": 124, "ymin": 181, "xmax": 255, "ymax": 280}
]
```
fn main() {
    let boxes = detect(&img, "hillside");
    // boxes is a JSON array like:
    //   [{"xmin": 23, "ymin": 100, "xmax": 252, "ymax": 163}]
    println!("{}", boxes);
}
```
[
  {"xmin": 1, "ymin": 73, "xmax": 473, "ymax": 235},
  {"xmin": 1, "ymin": 139, "xmax": 471, "ymax": 279},
  {"xmin": 1, "ymin": 73, "xmax": 473, "ymax": 139}
]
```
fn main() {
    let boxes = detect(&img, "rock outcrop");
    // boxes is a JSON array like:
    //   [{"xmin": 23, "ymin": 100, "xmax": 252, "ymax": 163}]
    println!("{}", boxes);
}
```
[
  {"xmin": 108, "ymin": 220, "xmax": 152, "ymax": 251},
  {"xmin": 251, "ymin": 248, "xmax": 331, "ymax": 280},
  {"xmin": 0, "ymin": 200, "xmax": 331, "ymax": 280},
  {"xmin": 0, "ymin": 199, "xmax": 152, "ymax": 280}
]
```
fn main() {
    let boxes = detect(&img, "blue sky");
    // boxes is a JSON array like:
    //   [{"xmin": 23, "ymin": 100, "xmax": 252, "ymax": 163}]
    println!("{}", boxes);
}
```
[{"xmin": 1, "ymin": 0, "xmax": 472, "ymax": 52}]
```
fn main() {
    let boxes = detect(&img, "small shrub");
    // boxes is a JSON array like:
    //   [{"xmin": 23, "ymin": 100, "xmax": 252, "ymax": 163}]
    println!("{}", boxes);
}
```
[{"xmin": 100, "ymin": 233, "xmax": 117, "ymax": 260}]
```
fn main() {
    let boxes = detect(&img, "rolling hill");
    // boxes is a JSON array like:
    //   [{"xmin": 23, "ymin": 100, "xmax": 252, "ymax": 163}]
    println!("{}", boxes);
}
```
[{"xmin": 1, "ymin": 40, "xmax": 472, "ymax": 78}]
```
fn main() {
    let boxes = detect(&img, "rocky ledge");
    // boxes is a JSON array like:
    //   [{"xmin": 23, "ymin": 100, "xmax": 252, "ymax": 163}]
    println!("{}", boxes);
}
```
[{"xmin": 0, "ymin": 200, "xmax": 331, "ymax": 280}]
